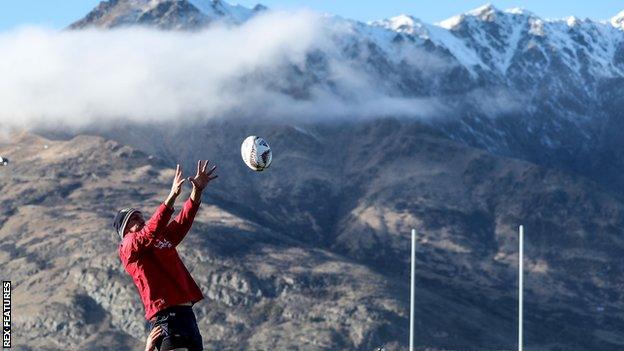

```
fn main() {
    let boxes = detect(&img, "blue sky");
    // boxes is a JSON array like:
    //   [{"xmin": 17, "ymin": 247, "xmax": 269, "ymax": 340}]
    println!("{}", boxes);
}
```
[{"xmin": 1, "ymin": 0, "xmax": 623, "ymax": 31}]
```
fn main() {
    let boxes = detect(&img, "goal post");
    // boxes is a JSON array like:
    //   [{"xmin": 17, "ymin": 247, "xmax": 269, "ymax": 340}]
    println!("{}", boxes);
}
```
[
  {"xmin": 519, "ymin": 225, "xmax": 524, "ymax": 351},
  {"xmin": 410, "ymin": 228, "xmax": 416, "ymax": 351}
]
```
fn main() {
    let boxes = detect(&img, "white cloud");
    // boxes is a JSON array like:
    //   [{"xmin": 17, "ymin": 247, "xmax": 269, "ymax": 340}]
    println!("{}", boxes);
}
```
[{"xmin": 0, "ymin": 10, "xmax": 455, "ymax": 131}]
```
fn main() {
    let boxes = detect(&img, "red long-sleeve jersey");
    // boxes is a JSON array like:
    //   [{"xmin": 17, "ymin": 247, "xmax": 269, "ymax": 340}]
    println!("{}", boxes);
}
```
[{"xmin": 118, "ymin": 198, "xmax": 204, "ymax": 320}]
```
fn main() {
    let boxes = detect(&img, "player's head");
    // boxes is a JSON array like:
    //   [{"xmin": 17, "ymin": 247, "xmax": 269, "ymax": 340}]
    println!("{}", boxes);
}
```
[{"xmin": 113, "ymin": 208, "xmax": 144, "ymax": 240}]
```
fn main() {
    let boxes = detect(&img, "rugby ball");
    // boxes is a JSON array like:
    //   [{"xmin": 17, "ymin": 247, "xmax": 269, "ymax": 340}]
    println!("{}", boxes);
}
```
[{"xmin": 241, "ymin": 136, "xmax": 272, "ymax": 171}]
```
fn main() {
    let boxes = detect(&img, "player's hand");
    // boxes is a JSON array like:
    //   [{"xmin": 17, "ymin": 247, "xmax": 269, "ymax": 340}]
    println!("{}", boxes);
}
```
[
  {"xmin": 188, "ymin": 160, "xmax": 218, "ymax": 191},
  {"xmin": 144, "ymin": 326, "xmax": 163, "ymax": 351},
  {"xmin": 169, "ymin": 164, "xmax": 186, "ymax": 198}
]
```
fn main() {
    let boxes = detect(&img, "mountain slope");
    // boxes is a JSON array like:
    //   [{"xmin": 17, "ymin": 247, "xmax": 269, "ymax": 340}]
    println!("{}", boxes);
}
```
[
  {"xmin": 81, "ymin": 117, "xmax": 624, "ymax": 349},
  {"xmin": 8, "ymin": 117, "xmax": 624, "ymax": 349},
  {"xmin": 0, "ymin": 132, "xmax": 407, "ymax": 350}
]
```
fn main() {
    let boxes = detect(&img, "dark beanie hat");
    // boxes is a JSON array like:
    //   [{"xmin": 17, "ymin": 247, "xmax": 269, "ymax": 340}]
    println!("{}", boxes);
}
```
[{"xmin": 113, "ymin": 208, "xmax": 141, "ymax": 240}]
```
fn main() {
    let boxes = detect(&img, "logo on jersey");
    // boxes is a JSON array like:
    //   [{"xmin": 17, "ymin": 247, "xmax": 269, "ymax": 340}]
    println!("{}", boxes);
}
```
[{"xmin": 154, "ymin": 239, "xmax": 172, "ymax": 249}]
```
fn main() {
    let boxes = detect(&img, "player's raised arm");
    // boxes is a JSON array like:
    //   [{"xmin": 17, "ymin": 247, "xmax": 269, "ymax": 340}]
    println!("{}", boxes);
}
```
[
  {"xmin": 165, "ymin": 160, "xmax": 217, "ymax": 246},
  {"xmin": 164, "ymin": 164, "xmax": 186, "ymax": 209},
  {"xmin": 117, "ymin": 164, "xmax": 186, "ymax": 261}
]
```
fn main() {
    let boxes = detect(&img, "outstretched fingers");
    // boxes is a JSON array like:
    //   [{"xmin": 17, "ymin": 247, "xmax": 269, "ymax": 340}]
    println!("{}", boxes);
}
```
[
  {"xmin": 207, "ymin": 165, "xmax": 217, "ymax": 176},
  {"xmin": 175, "ymin": 164, "xmax": 183, "ymax": 180},
  {"xmin": 201, "ymin": 160, "xmax": 210, "ymax": 173},
  {"xmin": 171, "ymin": 164, "xmax": 186, "ymax": 192}
]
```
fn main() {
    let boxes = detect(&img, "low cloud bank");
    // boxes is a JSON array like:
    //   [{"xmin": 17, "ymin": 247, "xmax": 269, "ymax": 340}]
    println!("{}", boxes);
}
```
[{"xmin": 0, "ymin": 11, "xmax": 468, "ymax": 130}]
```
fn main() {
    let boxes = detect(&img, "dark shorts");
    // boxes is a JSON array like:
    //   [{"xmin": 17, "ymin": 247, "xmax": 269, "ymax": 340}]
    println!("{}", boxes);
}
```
[{"xmin": 149, "ymin": 305, "xmax": 203, "ymax": 351}]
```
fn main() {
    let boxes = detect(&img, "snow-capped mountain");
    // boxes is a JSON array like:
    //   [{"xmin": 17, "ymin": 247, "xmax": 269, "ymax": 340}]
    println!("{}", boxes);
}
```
[
  {"xmin": 377, "ymin": 4, "xmax": 624, "ymax": 78},
  {"xmin": 70, "ymin": 1, "xmax": 624, "ymax": 91},
  {"xmin": 66, "ymin": 0, "xmax": 624, "ymax": 272},
  {"xmin": 69, "ymin": 0, "xmax": 266, "ymax": 29},
  {"xmin": 363, "ymin": 4, "xmax": 624, "ymax": 189}
]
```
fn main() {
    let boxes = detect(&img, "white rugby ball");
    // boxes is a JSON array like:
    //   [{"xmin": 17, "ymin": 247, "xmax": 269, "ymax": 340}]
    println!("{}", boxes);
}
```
[{"xmin": 241, "ymin": 136, "xmax": 272, "ymax": 171}]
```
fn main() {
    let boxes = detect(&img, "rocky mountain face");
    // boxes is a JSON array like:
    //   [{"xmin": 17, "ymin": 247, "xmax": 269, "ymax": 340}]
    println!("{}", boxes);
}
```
[
  {"xmin": 69, "ymin": 0, "xmax": 265, "ymax": 30},
  {"xmin": 4, "ymin": 1, "xmax": 624, "ymax": 350}
]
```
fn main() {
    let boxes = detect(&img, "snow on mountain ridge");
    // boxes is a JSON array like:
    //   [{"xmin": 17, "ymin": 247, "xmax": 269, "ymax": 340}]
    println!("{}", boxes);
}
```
[
  {"xmin": 368, "ymin": 15, "xmax": 485, "ymax": 70},
  {"xmin": 368, "ymin": 14, "xmax": 426, "ymax": 36},
  {"xmin": 371, "ymin": 4, "xmax": 624, "ymax": 78},
  {"xmin": 69, "ymin": 1, "xmax": 624, "ymax": 86},
  {"xmin": 613, "ymin": 10, "xmax": 624, "ymax": 29},
  {"xmin": 466, "ymin": 3, "xmax": 498, "ymax": 20},
  {"xmin": 504, "ymin": 7, "xmax": 532, "ymax": 16},
  {"xmin": 188, "ymin": 0, "xmax": 255, "ymax": 23},
  {"xmin": 437, "ymin": 15, "xmax": 463, "ymax": 30}
]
